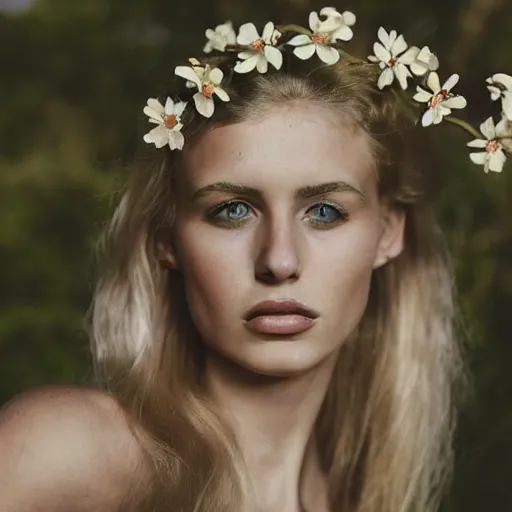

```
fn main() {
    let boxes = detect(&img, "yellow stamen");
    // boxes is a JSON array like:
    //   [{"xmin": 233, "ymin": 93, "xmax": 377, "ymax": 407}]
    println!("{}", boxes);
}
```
[
  {"xmin": 250, "ymin": 39, "xmax": 265, "ymax": 51},
  {"xmin": 201, "ymin": 82, "xmax": 215, "ymax": 97},
  {"xmin": 429, "ymin": 89, "xmax": 449, "ymax": 108},
  {"xmin": 163, "ymin": 114, "xmax": 178, "ymax": 130},
  {"xmin": 486, "ymin": 140, "xmax": 500, "ymax": 153},
  {"xmin": 312, "ymin": 33, "xmax": 330, "ymax": 45}
]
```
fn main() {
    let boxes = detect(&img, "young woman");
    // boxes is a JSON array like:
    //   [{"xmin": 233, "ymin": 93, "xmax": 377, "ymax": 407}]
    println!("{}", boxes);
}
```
[{"xmin": 5, "ymin": 7, "xmax": 508, "ymax": 512}]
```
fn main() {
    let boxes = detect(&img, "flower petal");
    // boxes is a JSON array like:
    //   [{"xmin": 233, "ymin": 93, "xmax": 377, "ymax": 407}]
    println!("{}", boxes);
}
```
[
  {"xmin": 175, "ymin": 66, "xmax": 201, "ymax": 88},
  {"xmin": 169, "ymin": 130, "xmax": 185, "ymax": 151},
  {"xmin": 320, "ymin": 7, "xmax": 342, "ymax": 19},
  {"xmin": 467, "ymin": 139, "xmax": 487, "ymax": 148},
  {"xmin": 147, "ymin": 98, "xmax": 165, "ymax": 115},
  {"xmin": 309, "ymin": 11, "xmax": 320, "ymax": 31},
  {"xmin": 262, "ymin": 22, "xmax": 275, "ymax": 42},
  {"xmin": 469, "ymin": 152, "xmax": 487, "ymax": 165},
  {"xmin": 174, "ymin": 101, "xmax": 188, "ymax": 117},
  {"xmin": 495, "ymin": 116, "xmax": 511, "ymax": 137},
  {"xmin": 234, "ymin": 54, "xmax": 258, "ymax": 73},
  {"xmin": 427, "ymin": 72, "xmax": 441, "ymax": 93},
  {"xmin": 237, "ymin": 23, "xmax": 260, "ymax": 45},
  {"xmin": 256, "ymin": 53, "xmax": 269, "ymax": 74},
  {"xmin": 410, "ymin": 61, "xmax": 428, "ymax": 77},
  {"xmin": 218, "ymin": 21, "xmax": 237, "ymax": 44},
  {"xmin": 502, "ymin": 93, "xmax": 512, "ymax": 120},
  {"xmin": 193, "ymin": 92, "xmax": 214, "ymax": 118},
  {"xmin": 164, "ymin": 97, "xmax": 175, "ymax": 115},
  {"xmin": 317, "ymin": 16, "xmax": 343, "ymax": 33},
  {"xmin": 293, "ymin": 43, "xmax": 316, "ymax": 60},
  {"xmin": 331, "ymin": 25, "xmax": 353, "ymax": 42},
  {"xmin": 398, "ymin": 46, "xmax": 419, "ymax": 65},
  {"xmin": 377, "ymin": 27, "xmax": 390, "ymax": 48},
  {"xmin": 144, "ymin": 125, "xmax": 169, "ymax": 149},
  {"xmin": 394, "ymin": 64, "xmax": 412, "ymax": 90},
  {"xmin": 429, "ymin": 53, "xmax": 440, "ymax": 71},
  {"xmin": 421, "ymin": 109, "xmax": 434, "ymax": 127},
  {"xmin": 388, "ymin": 30, "xmax": 398, "ymax": 49},
  {"xmin": 214, "ymin": 86, "xmax": 230, "ymax": 102},
  {"xmin": 491, "ymin": 73, "xmax": 512, "ymax": 90},
  {"xmin": 144, "ymin": 106, "xmax": 164, "ymax": 123},
  {"xmin": 264, "ymin": 45, "xmax": 283, "ymax": 70},
  {"xmin": 487, "ymin": 84, "xmax": 501, "ymax": 101},
  {"xmin": 488, "ymin": 149, "xmax": 506, "ymax": 172},
  {"xmin": 342, "ymin": 11, "xmax": 356, "ymax": 26},
  {"xmin": 377, "ymin": 68, "xmax": 394, "ymax": 90},
  {"xmin": 316, "ymin": 44, "xmax": 341, "ymax": 65},
  {"xmin": 209, "ymin": 67, "xmax": 224, "ymax": 85},
  {"xmin": 479, "ymin": 117, "xmax": 496, "ymax": 140},
  {"xmin": 443, "ymin": 73, "xmax": 460, "ymax": 92},
  {"xmin": 238, "ymin": 51, "xmax": 255, "ymax": 60},
  {"xmin": 413, "ymin": 87, "xmax": 432, "ymax": 103},
  {"xmin": 438, "ymin": 105, "xmax": 451, "ymax": 117},
  {"xmin": 443, "ymin": 95, "xmax": 467, "ymax": 110},
  {"xmin": 288, "ymin": 34, "xmax": 313, "ymax": 46},
  {"xmin": 391, "ymin": 34, "xmax": 407, "ymax": 57},
  {"xmin": 373, "ymin": 42, "xmax": 391, "ymax": 63},
  {"xmin": 431, "ymin": 108, "xmax": 445, "ymax": 125}
]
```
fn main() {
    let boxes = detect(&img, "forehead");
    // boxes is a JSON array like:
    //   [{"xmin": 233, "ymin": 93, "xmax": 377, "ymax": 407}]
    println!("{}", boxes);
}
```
[{"xmin": 181, "ymin": 103, "xmax": 376, "ymax": 194}]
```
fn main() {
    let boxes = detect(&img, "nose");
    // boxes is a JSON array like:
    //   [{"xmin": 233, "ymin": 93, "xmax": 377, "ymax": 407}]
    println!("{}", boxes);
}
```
[{"xmin": 254, "ymin": 217, "xmax": 302, "ymax": 285}]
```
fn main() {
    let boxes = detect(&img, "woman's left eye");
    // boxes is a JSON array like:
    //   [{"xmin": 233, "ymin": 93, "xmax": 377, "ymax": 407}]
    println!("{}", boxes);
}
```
[{"xmin": 305, "ymin": 203, "xmax": 348, "ymax": 226}]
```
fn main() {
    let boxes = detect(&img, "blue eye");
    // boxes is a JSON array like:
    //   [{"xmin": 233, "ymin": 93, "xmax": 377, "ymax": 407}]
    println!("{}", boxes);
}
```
[
  {"xmin": 212, "ymin": 201, "xmax": 251, "ymax": 222},
  {"xmin": 306, "ymin": 203, "xmax": 348, "ymax": 226}
]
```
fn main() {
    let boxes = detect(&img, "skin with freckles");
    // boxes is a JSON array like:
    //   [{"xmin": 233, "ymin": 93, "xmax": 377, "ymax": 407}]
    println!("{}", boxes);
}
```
[{"xmin": 169, "ymin": 102, "xmax": 404, "ymax": 378}]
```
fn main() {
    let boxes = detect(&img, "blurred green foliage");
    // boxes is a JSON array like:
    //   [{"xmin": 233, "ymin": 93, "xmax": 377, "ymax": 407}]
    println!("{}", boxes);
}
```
[{"xmin": 0, "ymin": 0, "xmax": 511, "ymax": 509}]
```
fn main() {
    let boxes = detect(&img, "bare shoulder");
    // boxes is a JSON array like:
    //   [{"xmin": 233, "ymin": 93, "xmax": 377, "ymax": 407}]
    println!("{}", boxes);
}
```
[{"xmin": 0, "ymin": 385, "xmax": 145, "ymax": 511}]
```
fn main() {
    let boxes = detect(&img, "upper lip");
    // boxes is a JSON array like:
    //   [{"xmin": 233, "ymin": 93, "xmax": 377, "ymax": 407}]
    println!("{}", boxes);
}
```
[{"xmin": 244, "ymin": 299, "xmax": 320, "ymax": 321}]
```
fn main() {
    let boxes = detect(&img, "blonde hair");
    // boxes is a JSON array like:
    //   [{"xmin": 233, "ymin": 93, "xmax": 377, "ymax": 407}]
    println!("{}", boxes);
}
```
[{"xmin": 90, "ymin": 59, "xmax": 464, "ymax": 511}]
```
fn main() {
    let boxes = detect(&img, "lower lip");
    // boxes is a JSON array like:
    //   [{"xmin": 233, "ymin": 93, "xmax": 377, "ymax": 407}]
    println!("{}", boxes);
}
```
[{"xmin": 245, "ymin": 315, "xmax": 315, "ymax": 335}]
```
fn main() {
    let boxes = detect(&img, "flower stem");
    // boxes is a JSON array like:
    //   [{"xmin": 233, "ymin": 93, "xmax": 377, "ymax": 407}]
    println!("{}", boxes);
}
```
[
  {"xmin": 276, "ymin": 24, "xmax": 312, "ymax": 36},
  {"xmin": 444, "ymin": 116, "xmax": 481, "ymax": 139}
]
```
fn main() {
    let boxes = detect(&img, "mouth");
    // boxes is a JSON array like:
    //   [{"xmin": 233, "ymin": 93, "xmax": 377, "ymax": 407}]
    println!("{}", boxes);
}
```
[{"xmin": 244, "ymin": 299, "xmax": 319, "ymax": 336}]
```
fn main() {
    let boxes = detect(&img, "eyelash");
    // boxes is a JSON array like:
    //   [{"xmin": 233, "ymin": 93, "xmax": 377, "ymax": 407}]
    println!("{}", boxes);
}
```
[{"xmin": 208, "ymin": 200, "xmax": 349, "ymax": 228}]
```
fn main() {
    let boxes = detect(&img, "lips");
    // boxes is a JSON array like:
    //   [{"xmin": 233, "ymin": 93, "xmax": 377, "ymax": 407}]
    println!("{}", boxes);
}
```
[{"xmin": 244, "ymin": 299, "xmax": 319, "ymax": 335}]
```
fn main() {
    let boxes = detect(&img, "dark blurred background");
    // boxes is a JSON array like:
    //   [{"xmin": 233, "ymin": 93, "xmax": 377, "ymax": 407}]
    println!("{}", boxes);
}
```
[{"xmin": 0, "ymin": 0, "xmax": 511, "ymax": 509}]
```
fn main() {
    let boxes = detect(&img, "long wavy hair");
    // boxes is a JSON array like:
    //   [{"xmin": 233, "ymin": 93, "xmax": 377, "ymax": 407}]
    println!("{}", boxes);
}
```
[{"xmin": 90, "ymin": 57, "xmax": 464, "ymax": 512}]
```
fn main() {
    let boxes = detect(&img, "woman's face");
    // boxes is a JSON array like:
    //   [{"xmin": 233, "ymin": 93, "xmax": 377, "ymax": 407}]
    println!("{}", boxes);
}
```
[{"xmin": 170, "ymin": 102, "xmax": 403, "ymax": 376}]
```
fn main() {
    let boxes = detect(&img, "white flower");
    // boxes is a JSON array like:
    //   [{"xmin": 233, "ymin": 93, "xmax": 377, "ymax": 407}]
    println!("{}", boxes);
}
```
[
  {"xmin": 409, "ymin": 46, "xmax": 439, "ymax": 76},
  {"xmin": 175, "ymin": 63, "xmax": 230, "ymax": 118},
  {"xmin": 413, "ymin": 72, "xmax": 467, "ymax": 127},
  {"xmin": 368, "ymin": 28, "xmax": 420, "ymax": 90},
  {"xmin": 143, "ymin": 97, "xmax": 187, "ymax": 151},
  {"xmin": 203, "ymin": 21, "xmax": 237, "ymax": 53},
  {"xmin": 287, "ymin": 9, "xmax": 356, "ymax": 66},
  {"xmin": 234, "ymin": 22, "xmax": 283, "ymax": 74},
  {"xmin": 467, "ymin": 117, "xmax": 510, "ymax": 173},
  {"xmin": 486, "ymin": 73, "xmax": 512, "ymax": 121},
  {"xmin": 316, "ymin": 7, "xmax": 356, "ymax": 39}
]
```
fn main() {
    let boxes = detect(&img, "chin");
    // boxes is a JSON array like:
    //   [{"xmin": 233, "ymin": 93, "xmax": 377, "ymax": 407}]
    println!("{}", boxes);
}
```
[{"xmin": 220, "ymin": 340, "xmax": 336, "ymax": 378}]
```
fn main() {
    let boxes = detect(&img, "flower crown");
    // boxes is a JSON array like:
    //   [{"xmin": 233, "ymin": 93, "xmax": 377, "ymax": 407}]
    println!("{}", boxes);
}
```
[{"xmin": 143, "ymin": 7, "xmax": 512, "ymax": 174}]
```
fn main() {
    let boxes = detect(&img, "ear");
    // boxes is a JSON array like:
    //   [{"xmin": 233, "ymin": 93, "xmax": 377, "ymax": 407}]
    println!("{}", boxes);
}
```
[
  {"xmin": 373, "ymin": 207, "xmax": 406, "ymax": 269},
  {"xmin": 155, "ymin": 228, "xmax": 180, "ymax": 270}
]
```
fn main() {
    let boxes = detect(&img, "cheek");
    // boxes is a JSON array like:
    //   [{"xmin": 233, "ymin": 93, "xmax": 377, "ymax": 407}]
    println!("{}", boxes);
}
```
[
  {"xmin": 173, "ymin": 223, "xmax": 249, "ymax": 329},
  {"xmin": 313, "ymin": 220, "xmax": 379, "ymax": 326}
]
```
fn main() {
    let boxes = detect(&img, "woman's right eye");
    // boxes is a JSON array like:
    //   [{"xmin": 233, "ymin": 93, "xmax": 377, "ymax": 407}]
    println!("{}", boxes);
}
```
[{"xmin": 210, "ymin": 201, "xmax": 252, "ymax": 224}]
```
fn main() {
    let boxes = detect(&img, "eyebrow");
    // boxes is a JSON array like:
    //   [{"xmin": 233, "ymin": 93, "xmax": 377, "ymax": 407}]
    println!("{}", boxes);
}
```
[{"xmin": 191, "ymin": 180, "xmax": 366, "ymax": 202}]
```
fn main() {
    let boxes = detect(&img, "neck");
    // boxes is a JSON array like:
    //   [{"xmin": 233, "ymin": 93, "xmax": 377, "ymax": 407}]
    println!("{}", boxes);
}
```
[{"xmin": 205, "ymin": 350, "xmax": 338, "ymax": 512}]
